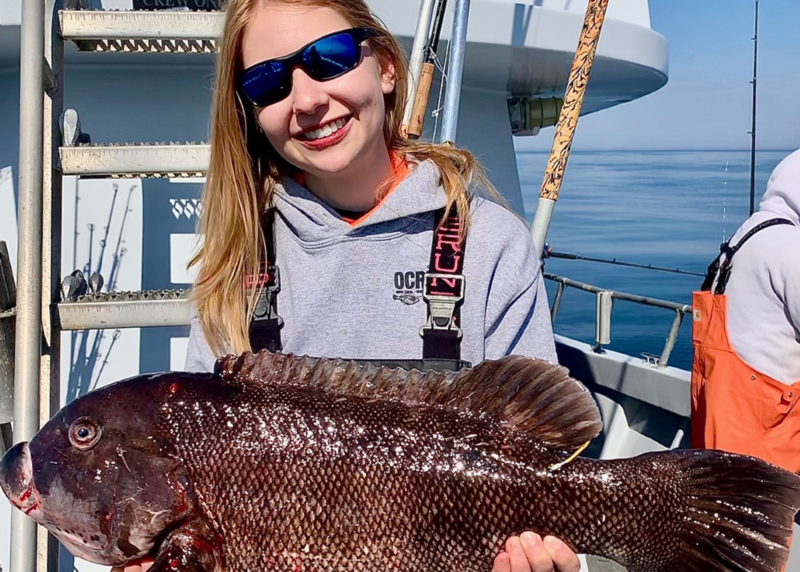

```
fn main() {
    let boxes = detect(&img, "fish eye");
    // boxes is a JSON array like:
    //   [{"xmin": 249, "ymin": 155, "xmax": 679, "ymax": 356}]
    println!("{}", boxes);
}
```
[{"xmin": 68, "ymin": 417, "xmax": 102, "ymax": 450}]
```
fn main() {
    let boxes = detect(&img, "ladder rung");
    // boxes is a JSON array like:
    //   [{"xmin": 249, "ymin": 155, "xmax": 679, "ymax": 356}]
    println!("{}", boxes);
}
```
[
  {"xmin": 60, "ymin": 143, "xmax": 210, "ymax": 178},
  {"xmin": 58, "ymin": 290, "xmax": 191, "ymax": 330},
  {"xmin": 59, "ymin": 10, "xmax": 223, "ymax": 53}
]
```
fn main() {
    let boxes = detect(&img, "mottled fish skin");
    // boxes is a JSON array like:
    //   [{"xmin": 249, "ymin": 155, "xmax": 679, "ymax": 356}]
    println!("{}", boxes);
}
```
[
  {"xmin": 158, "ymin": 366, "xmax": 796, "ymax": 572},
  {"xmin": 2, "ymin": 353, "xmax": 799, "ymax": 572}
]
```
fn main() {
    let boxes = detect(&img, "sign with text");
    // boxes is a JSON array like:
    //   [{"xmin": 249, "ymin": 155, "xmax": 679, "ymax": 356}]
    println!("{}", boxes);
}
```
[{"xmin": 133, "ymin": 0, "xmax": 221, "ymax": 10}]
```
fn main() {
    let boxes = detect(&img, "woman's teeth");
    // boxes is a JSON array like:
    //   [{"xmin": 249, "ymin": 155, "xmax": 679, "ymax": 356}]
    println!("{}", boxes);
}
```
[{"xmin": 303, "ymin": 118, "xmax": 348, "ymax": 141}]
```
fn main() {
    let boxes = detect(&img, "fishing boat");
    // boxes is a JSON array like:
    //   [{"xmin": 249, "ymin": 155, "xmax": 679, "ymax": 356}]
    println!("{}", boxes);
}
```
[{"xmin": 1, "ymin": 0, "xmax": 794, "ymax": 571}]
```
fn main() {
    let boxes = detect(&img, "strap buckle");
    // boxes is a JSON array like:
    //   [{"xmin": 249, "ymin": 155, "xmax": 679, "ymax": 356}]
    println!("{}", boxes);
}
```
[
  {"xmin": 252, "ymin": 265, "xmax": 283, "ymax": 326},
  {"xmin": 420, "ymin": 272, "xmax": 465, "ymax": 337}
]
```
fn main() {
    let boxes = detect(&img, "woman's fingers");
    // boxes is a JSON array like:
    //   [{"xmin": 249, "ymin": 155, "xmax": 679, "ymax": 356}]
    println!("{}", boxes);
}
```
[
  {"xmin": 519, "ymin": 532, "xmax": 555, "ymax": 572},
  {"xmin": 505, "ymin": 536, "xmax": 533, "ymax": 572},
  {"xmin": 542, "ymin": 536, "xmax": 581, "ymax": 572},
  {"xmin": 110, "ymin": 557, "xmax": 155, "ymax": 572},
  {"xmin": 492, "ymin": 551, "xmax": 512, "ymax": 572}
]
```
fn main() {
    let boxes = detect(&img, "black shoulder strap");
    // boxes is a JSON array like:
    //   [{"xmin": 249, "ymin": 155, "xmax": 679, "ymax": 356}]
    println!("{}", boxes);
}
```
[
  {"xmin": 421, "ymin": 208, "xmax": 466, "ymax": 360},
  {"xmin": 701, "ymin": 218, "xmax": 793, "ymax": 295},
  {"xmin": 249, "ymin": 209, "xmax": 284, "ymax": 352},
  {"xmin": 250, "ymin": 208, "xmax": 468, "ymax": 361}
]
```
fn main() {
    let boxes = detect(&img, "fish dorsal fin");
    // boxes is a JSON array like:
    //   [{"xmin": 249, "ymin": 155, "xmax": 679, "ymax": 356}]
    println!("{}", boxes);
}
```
[{"xmin": 215, "ymin": 352, "xmax": 602, "ymax": 450}]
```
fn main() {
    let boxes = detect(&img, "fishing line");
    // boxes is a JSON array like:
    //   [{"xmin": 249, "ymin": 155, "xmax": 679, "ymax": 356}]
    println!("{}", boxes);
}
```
[
  {"xmin": 545, "ymin": 249, "xmax": 704, "ymax": 277},
  {"xmin": 432, "ymin": 17, "xmax": 454, "ymax": 141}
]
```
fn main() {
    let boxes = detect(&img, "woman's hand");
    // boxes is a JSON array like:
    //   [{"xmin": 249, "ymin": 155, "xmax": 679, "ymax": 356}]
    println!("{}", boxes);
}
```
[
  {"xmin": 492, "ymin": 532, "xmax": 580, "ymax": 572},
  {"xmin": 110, "ymin": 558, "xmax": 154, "ymax": 572},
  {"xmin": 113, "ymin": 535, "xmax": 581, "ymax": 572}
]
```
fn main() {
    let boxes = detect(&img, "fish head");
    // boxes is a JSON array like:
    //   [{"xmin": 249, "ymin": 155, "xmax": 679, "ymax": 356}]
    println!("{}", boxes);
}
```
[{"xmin": 0, "ymin": 373, "xmax": 201, "ymax": 566}]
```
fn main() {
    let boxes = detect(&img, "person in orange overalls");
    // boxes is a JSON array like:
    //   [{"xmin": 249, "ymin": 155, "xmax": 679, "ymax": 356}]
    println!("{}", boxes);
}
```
[{"xmin": 692, "ymin": 149, "xmax": 800, "ymax": 473}]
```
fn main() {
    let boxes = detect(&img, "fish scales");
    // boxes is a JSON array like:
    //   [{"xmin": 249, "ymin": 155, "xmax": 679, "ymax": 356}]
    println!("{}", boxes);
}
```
[
  {"xmin": 2, "ymin": 352, "xmax": 799, "ymax": 572},
  {"xmin": 162, "ymin": 379, "xmax": 673, "ymax": 571}
]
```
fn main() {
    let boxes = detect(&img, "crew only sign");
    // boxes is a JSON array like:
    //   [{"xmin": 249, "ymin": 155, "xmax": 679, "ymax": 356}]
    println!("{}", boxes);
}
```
[{"xmin": 133, "ymin": 0, "xmax": 221, "ymax": 9}]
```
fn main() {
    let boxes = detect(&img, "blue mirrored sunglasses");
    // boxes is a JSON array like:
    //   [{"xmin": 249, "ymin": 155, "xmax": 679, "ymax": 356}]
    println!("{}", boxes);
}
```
[{"xmin": 239, "ymin": 27, "xmax": 376, "ymax": 108}]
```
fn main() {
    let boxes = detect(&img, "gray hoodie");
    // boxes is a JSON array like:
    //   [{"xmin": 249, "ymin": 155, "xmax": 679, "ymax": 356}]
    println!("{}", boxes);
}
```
[
  {"xmin": 185, "ymin": 160, "xmax": 556, "ymax": 372},
  {"xmin": 720, "ymin": 149, "xmax": 800, "ymax": 383}
]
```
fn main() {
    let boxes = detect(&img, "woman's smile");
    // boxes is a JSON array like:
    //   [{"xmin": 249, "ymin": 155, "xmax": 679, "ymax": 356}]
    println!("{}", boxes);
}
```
[{"xmin": 297, "ymin": 116, "xmax": 353, "ymax": 150}]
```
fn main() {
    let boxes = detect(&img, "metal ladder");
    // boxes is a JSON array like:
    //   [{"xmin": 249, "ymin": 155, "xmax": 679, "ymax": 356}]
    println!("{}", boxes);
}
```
[{"xmin": 12, "ymin": 4, "xmax": 223, "ymax": 572}]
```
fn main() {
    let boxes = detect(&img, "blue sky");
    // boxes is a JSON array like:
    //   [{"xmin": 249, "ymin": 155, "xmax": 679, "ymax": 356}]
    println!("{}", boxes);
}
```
[{"xmin": 514, "ymin": 0, "xmax": 800, "ymax": 151}]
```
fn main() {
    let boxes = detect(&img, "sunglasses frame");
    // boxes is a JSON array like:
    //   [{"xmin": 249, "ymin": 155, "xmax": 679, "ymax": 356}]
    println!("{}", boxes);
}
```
[{"xmin": 239, "ymin": 27, "xmax": 377, "ymax": 107}]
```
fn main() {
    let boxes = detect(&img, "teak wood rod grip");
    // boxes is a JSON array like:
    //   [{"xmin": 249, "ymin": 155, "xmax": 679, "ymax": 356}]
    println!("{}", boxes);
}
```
[
  {"xmin": 539, "ymin": 0, "xmax": 610, "ymax": 201},
  {"xmin": 407, "ymin": 63, "xmax": 435, "ymax": 139}
]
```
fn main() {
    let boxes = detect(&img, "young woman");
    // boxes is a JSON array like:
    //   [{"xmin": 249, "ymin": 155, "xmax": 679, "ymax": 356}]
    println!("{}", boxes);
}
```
[
  {"xmin": 183, "ymin": 0, "xmax": 558, "ymax": 373},
  {"xmin": 118, "ymin": 0, "xmax": 581, "ymax": 570}
]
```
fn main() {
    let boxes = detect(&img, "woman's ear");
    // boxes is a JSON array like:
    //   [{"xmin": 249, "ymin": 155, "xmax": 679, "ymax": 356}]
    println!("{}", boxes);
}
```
[{"xmin": 381, "ymin": 60, "xmax": 396, "ymax": 95}]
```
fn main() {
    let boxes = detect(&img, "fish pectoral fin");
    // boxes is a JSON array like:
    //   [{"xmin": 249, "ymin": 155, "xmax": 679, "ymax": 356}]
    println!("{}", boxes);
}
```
[
  {"xmin": 149, "ymin": 518, "xmax": 223, "ymax": 572},
  {"xmin": 455, "ymin": 356, "xmax": 602, "ymax": 450}
]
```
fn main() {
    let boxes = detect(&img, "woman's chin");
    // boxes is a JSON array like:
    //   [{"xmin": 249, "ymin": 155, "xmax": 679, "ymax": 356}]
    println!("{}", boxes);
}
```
[{"xmin": 296, "ymin": 153, "xmax": 361, "ymax": 181}]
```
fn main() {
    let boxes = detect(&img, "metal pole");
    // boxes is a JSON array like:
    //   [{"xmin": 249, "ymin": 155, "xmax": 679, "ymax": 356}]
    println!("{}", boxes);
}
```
[
  {"xmin": 550, "ymin": 281, "xmax": 565, "ymax": 322},
  {"xmin": 531, "ymin": 0, "xmax": 610, "ymax": 256},
  {"xmin": 402, "ymin": 0, "xmax": 437, "ymax": 132},
  {"xmin": 438, "ymin": 0, "xmax": 470, "ymax": 145},
  {"xmin": 658, "ymin": 310, "xmax": 684, "ymax": 369},
  {"xmin": 748, "ymin": 0, "xmax": 759, "ymax": 216},
  {"xmin": 12, "ymin": 2, "xmax": 45, "ymax": 572},
  {"xmin": 40, "ymin": 2, "xmax": 65, "ymax": 570},
  {"xmin": 0, "ymin": 242, "xmax": 15, "ymax": 448}
]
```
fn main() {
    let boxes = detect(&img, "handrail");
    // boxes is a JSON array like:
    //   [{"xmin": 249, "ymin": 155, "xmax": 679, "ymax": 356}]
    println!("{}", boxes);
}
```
[{"xmin": 544, "ymin": 273, "xmax": 692, "ymax": 369}]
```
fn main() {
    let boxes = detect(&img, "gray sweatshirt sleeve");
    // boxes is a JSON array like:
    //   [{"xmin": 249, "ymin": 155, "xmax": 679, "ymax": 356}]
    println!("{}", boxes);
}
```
[
  {"xmin": 476, "ymin": 202, "xmax": 557, "ymax": 363},
  {"xmin": 484, "ymin": 262, "xmax": 557, "ymax": 362},
  {"xmin": 184, "ymin": 307, "xmax": 218, "ymax": 373}
]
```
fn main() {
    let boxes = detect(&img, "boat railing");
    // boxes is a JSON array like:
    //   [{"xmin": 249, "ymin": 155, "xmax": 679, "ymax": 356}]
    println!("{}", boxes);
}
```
[{"xmin": 544, "ymin": 273, "xmax": 692, "ymax": 369}]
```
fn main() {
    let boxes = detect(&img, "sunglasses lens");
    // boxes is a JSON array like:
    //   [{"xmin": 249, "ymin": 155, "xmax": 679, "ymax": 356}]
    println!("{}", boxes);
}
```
[
  {"xmin": 303, "ymin": 32, "xmax": 360, "ymax": 81},
  {"xmin": 241, "ymin": 60, "xmax": 291, "ymax": 107},
  {"xmin": 240, "ymin": 29, "xmax": 370, "ymax": 107}
]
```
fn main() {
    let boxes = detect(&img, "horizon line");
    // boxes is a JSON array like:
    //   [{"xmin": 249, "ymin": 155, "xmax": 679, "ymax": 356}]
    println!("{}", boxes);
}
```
[{"xmin": 515, "ymin": 148, "xmax": 795, "ymax": 154}]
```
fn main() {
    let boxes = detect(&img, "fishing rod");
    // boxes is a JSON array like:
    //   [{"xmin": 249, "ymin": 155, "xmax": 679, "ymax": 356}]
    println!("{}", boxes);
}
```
[
  {"xmin": 545, "ymin": 249, "xmax": 705, "ymax": 277},
  {"xmin": 92, "ymin": 330, "xmax": 122, "ymax": 391},
  {"xmin": 748, "ymin": 0, "xmax": 760, "ymax": 216},
  {"xmin": 95, "ymin": 182, "xmax": 120, "ymax": 277},
  {"xmin": 83, "ymin": 185, "xmax": 133, "ymax": 395},
  {"xmin": 530, "ymin": 0, "xmax": 610, "ymax": 255},
  {"xmin": 84, "ymin": 223, "xmax": 94, "ymax": 276},
  {"xmin": 407, "ymin": 0, "xmax": 449, "ymax": 139},
  {"xmin": 402, "ymin": 0, "xmax": 437, "ymax": 135}
]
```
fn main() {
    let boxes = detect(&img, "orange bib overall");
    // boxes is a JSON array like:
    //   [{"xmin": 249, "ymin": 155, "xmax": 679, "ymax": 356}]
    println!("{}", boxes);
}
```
[{"xmin": 691, "ymin": 218, "xmax": 800, "ymax": 473}]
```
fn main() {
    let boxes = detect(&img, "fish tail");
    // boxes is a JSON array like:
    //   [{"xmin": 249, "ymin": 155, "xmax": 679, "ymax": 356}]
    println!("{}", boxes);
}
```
[{"xmin": 636, "ymin": 449, "xmax": 800, "ymax": 572}]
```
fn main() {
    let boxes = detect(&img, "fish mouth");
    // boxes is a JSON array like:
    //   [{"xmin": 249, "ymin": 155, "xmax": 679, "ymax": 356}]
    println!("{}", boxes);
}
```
[
  {"xmin": 2, "ymin": 441, "xmax": 119, "ymax": 562},
  {"xmin": 0, "ymin": 442, "xmax": 39, "ymax": 513}
]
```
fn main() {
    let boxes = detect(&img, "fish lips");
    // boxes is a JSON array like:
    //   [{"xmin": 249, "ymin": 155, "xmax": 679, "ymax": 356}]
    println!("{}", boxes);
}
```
[{"xmin": 1, "ymin": 442, "xmax": 40, "ymax": 515}]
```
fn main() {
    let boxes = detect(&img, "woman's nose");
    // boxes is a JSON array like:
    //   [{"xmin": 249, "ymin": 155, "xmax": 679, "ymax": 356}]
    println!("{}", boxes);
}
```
[{"xmin": 290, "ymin": 68, "xmax": 329, "ymax": 116}]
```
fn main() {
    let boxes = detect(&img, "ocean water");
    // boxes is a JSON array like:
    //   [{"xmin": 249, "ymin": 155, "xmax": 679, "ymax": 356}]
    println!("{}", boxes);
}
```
[{"xmin": 515, "ymin": 149, "xmax": 793, "ymax": 371}]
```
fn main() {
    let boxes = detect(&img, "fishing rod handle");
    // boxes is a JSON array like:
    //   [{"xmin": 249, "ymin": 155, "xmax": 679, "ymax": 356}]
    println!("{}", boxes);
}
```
[
  {"xmin": 407, "ymin": 62, "xmax": 435, "ymax": 140},
  {"xmin": 540, "ymin": 0, "xmax": 609, "ymax": 201}
]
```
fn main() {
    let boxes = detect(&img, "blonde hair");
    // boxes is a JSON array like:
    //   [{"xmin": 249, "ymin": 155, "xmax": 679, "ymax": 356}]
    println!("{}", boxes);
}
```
[{"xmin": 191, "ymin": 0, "xmax": 498, "ymax": 355}]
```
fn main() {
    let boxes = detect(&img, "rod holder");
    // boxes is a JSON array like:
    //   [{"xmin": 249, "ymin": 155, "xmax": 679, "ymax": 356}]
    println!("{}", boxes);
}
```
[
  {"xmin": 550, "ymin": 280, "xmax": 565, "ymax": 322},
  {"xmin": 595, "ymin": 290, "xmax": 613, "ymax": 350}
]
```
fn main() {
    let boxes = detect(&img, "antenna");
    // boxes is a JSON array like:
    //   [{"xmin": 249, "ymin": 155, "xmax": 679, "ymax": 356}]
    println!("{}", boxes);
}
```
[
  {"xmin": 722, "ymin": 161, "xmax": 729, "ymax": 242},
  {"xmin": 748, "ymin": 0, "xmax": 759, "ymax": 216}
]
